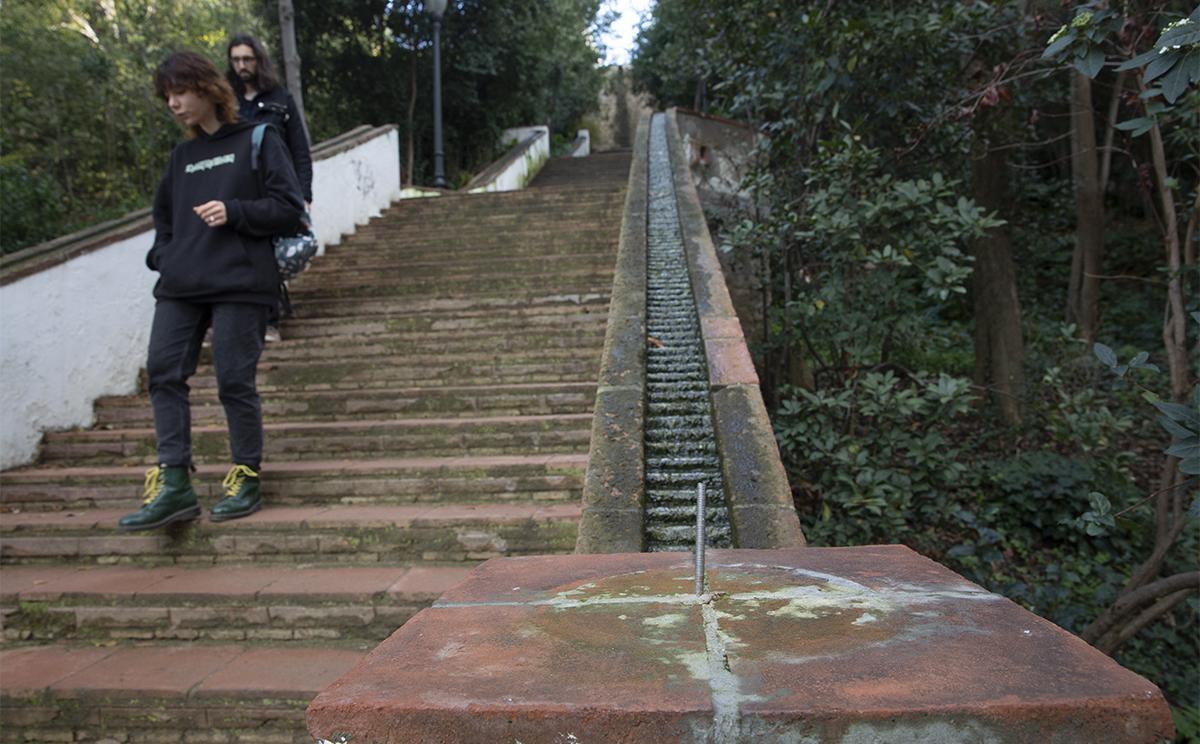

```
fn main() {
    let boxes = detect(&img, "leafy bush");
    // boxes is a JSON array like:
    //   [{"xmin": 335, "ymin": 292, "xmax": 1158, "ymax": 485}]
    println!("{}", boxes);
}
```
[
  {"xmin": 0, "ymin": 162, "xmax": 64, "ymax": 253},
  {"xmin": 776, "ymin": 370, "xmax": 976, "ymax": 546}
]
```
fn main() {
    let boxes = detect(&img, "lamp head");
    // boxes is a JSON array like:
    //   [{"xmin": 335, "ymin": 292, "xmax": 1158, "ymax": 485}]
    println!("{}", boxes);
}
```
[{"xmin": 425, "ymin": 0, "xmax": 447, "ymax": 17}]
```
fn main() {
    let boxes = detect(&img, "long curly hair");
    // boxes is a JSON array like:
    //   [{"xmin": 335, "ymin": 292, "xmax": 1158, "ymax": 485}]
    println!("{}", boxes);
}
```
[
  {"xmin": 225, "ymin": 34, "xmax": 280, "ymax": 95},
  {"xmin": 154, "ymin": 52, "xmax": 238, "ymax": 138}
]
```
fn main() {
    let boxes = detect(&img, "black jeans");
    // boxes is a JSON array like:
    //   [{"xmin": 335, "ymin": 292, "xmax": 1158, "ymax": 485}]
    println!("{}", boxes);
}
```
[{"xmin": 147, "ymin": 300, "xmax": 268, "ymax": 469}]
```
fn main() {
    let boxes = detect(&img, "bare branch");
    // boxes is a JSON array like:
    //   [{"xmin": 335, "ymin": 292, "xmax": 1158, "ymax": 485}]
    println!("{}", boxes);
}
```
[
  {"xmin": 1096, "ymin": 588, "xmax": 1196, "ymax": 656},
  {"xmin": 1084, "ymin": 570, "xmax": 1200, "ymax": 645}
]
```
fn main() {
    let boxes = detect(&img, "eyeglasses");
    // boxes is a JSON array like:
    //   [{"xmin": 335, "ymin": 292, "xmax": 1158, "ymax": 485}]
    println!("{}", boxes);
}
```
[{"xmin": 230, "ymin": 55, "xmax": 257, "ymax": 64}]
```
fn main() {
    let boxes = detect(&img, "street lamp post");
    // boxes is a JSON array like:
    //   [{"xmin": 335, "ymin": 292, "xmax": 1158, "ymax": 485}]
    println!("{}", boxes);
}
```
[{"xmin": 426, "ymin": 0, "xmax": 447, "ymax": 188}]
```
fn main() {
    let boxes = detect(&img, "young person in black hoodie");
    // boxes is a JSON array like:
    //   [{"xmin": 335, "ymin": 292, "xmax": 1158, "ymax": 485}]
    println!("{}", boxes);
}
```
[{"xmin": 118, "ymin": 51, "xmax": 304, "ymax": 532}]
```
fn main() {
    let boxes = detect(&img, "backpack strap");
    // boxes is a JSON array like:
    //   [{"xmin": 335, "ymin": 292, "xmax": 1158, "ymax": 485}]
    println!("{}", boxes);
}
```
[{"xmin": 250, "ymin": 123, "xmax": 268, "ymax": 172}]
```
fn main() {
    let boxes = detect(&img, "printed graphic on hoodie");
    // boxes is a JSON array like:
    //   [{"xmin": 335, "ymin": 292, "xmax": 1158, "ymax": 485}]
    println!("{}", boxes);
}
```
[{"xmin": 184, "ymin": 153, "xmax": 236, "ymax": 175}]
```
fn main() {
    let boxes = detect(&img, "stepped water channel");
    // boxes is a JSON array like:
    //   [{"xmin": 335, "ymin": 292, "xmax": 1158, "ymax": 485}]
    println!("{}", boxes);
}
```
[{"xmin": 642, "ymin": 113, "xmax": 732, "ymax": 552}]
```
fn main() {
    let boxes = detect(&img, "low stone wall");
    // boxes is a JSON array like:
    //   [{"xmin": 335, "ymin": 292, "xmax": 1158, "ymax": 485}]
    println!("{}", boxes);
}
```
[
  {"xmin": 463, "ymin": 126, "xmax": 550, "ymax": 193},
  {"xmin": 576, "ymin": 114, "xmax": 651, "ymax": 554},
  {"xmin": 0, "ymin": 125, "xmax": 401, "ymax": 470},
  {"xmin": 569, "ymin": 129, "xmax": 591, "ymax": 157},
  {"xmin": 665, "ymin": 108, "xmax": 804, "ymax": 548}
]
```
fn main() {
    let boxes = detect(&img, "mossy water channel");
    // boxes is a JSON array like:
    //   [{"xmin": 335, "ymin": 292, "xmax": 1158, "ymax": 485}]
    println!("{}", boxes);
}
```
[{"xmin": 643, "ymin": 113, "xmax": 732, "ymax": 551}]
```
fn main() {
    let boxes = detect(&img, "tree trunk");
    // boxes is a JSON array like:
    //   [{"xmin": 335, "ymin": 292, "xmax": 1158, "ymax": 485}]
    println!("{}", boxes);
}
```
[
  {"xmin": 1145, "ymin": 107, "xmax": 1189, "ymax": 401},
  {"xmin": 970, "ymin": 134, "xmax": 1026, "ymax": 426},
  {"xmin": 1099, "ymin": 70, "xmax": 1126, "ymax": 193},
  {"xmin": 277, "ymin": 0, "xmax": 310, "ymax": 146},
  {"xmin": 1068, "ymin": 72, "xmax": 1103, "ymax": 342},
  {"xmin": 1184, "ymin": 190, "xmax": 1199, "ymax": 269}
]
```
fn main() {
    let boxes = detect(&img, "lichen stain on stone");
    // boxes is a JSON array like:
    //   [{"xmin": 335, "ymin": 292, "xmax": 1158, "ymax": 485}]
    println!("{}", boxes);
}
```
[
  {"xmin": 549, "ymin": 568, "xmax": 691, "ymax": 603},
  {"xmin": 643, "ymin": 612, "xmax": 688, "ymax": 628},
  {"xmin": 435, "ymin": 640, "xmax": 465, "ymax": 660},
  {"xmin": 675, "ymin": 649, "xmax": 711, "ymax": 682},
  {"xmin": 853, "ymin": 612, "xmax": 879, "ymax": 625}
]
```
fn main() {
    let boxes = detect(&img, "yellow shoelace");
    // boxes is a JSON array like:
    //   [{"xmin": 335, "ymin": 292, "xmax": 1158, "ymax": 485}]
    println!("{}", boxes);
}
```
[
  {"xmin": 142, "ymin": 466, "xmax": 164, "ymax": 505},
  {"xmin": 222, "ymin": 464, "xmax": 259, "ymax": 497}
]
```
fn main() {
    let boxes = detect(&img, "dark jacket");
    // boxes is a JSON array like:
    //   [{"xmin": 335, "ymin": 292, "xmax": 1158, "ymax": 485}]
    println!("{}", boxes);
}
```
[
  {"xmin": 147, "ymin": 121, "xmax": 304, "ymax": 306},
  {"xmin": 237, "ymin": 87, "xmax": 313, "ymax": 203}
]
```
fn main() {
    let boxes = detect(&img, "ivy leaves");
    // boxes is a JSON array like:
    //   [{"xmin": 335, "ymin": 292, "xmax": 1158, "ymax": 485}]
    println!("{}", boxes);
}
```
[{"xmin": 1093, "ymin": 342, "xmax": 1200, "ymax": 477}]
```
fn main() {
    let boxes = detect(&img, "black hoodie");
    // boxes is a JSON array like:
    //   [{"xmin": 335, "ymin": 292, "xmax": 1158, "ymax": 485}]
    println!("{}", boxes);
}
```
[{"xmin": 147, "ymin": 121, "xmax": 303, "ymax": 306}]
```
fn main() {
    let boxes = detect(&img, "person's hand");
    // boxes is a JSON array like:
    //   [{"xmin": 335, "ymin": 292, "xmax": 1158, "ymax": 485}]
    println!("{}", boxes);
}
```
[{"xmin": 194, "ymin": 201, "xmax": 227, "ymax": 228}]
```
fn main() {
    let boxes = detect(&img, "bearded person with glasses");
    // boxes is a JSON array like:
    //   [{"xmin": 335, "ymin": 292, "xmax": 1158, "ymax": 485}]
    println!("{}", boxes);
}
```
[{"xmin": 225, "ymin": 33, "xmax": 314, "ymax": 342}]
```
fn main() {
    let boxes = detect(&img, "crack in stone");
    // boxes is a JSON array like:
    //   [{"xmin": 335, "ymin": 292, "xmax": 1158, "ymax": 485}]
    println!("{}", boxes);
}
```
[{"xmin": 700, "ymin": 597, "xmax": 742, "ymax": 744}]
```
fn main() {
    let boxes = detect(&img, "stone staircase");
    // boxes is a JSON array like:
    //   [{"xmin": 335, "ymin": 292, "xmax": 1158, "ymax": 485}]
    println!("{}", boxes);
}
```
[{"xmin": 0, "ymin": 152, "xmax": 631, "ymax": 742}]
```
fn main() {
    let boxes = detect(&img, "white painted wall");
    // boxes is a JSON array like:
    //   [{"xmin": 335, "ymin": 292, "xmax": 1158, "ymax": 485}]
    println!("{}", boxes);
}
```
[
  {"xmin": 310, "ymin": 128, "xmax": 402, "ymax": 249},
  {"xmin": 0, "ymin": 127, "xmax": 401, "ymax": 470},
  {"xmin": 501, "ymin": 125, "xmax": 549, "ymax": 148},
  {"xmin": 569, "ymin": 129, "xmax": 591, "ymax": 157},
  {"xmin": 0, "ymin": 233, "xmax": 158, "ymax": 470},
  {"xmin": 467, "ymin": 126, "xmax": 550, "ymax": 194}
]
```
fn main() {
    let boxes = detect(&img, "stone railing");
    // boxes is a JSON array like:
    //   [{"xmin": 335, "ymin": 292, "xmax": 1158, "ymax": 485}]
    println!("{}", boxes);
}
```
[
  {"xmin": 568, "ymin": 129, "xmax": 591, "ymax": 157},
  {"xmin": 463, "ymin": 126, "xmax": 550, "ymax": 193},
  {"xmin": 576, "ymin": 110, "xmax": 804, "ymax": 553},
  {"xmin": 663, "ymin": 108, "xmax": 802, "ymax": 548},
  {"xmin": 0, "ymin": 125, "xmax": 401, "ymax": 470}
]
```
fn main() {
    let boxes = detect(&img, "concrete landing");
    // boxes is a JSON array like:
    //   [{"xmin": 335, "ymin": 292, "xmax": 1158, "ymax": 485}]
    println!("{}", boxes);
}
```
[{"xmin": 306, "ymin": 546, "xmax": 1173, "ymax": 743}]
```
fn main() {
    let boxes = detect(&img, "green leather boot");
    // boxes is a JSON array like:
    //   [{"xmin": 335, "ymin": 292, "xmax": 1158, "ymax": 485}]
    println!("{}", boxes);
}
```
[
  {"xmin": 118, "ymin": 465, "xmax": 200, "ymax": 532},
  {"xmin": 210, "ymin": 464, "xmax": 262, "ymax": 522}
]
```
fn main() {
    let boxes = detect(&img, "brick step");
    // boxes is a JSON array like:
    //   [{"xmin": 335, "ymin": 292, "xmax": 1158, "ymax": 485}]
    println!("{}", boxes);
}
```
[
  {"xmin": 343, "ymin": 224, "xmax": 618, "ymax": 246},
  {"xmin": 0, "ymin": 502, "xmax": 582, "ymax": 565},
  {"xmin": 250, "ymin": 332, "xmax": 606, "ymax": 365},
  {"xmin": 0, "ymin": 642, "xmax": 364, "ymax": 742},
  {"xmin": 361, "ymin": 209, "xmax": 622, "ymax": 227},
  {"xmin": 41, "ymin": 414, "xmax": 594, "ymax": 466},
  {"xmin": 1, "ymin": 454, "xmax": 588, "ymax": 511},
  {"xmin": 376, "ymin": 189, "xmax": 623, "ymax": 216},
  {"xmin": 382, "ymin": 187, "xmax": 623, "ymax": 210},
  {"xmin": 252, "ymin": 321, "xmax": 606, "ymax": 353},
  {"xmin": 531, "ymin": 171, "xmax": 633, "ymax": 188},
  {"xmin": 1, "ymin": 564, "xmax": 471, "ymax": 643},
  {"xmin": 343, "ymin": 225, "xmax": 614, "ymax": 246},
  {"xmin": 223, "ymin": 356, "xmax": 600, "ymax": 392},
  {"xmin": 300, "ymin": 249, "xmax": 616, "ymax": 275},
  {"xmin": 324, "ymin": 240, "xmax": 617, "ymax": 265},
  {"xmin": 351, "ymin": 225, "xmax": 618, "ymax": 246},
  {"xmin": 296, "ymin": 258, "xmax": 616, "ymax": 286},
  {"xmin": 276, "ymin": 292, "xmax": 609, "ymax": 323},
  {"xmin": 94, "ymin": 381, "xmax": 597, "ymax": 427},
  {"xmin": 287, "ymin": 274, "xmax": 615, "ymax": 301},
  {"xmin": 255, "ymin": 316, "xmax": 609, "ymax": 352}
]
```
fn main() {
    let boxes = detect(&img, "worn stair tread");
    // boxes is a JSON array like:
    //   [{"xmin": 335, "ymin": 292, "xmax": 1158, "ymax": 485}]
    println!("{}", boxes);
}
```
[
  {"xmin": 0, "ymin": 643, "xmax": 365, "ymax": 701},
  {"xmin": 0, "ymin": 563, "xmax": 472, "ymax": 603},
  {"xmin": 1, "ymin": 452, "xmax": 589, "ymax": 482},
  {"xmin": 50, "ymin": 413, "xmax": 594, "ymax": 443},
  {"xmin": 0, "ymin": 502, "xmax": 583, "ymax": 533},
  {"xmin": 96, "ymin": 380, "xmax": 597, "ymax": 411}
]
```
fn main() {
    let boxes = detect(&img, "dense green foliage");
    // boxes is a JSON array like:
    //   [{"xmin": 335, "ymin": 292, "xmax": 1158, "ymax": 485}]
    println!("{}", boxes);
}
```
[
  {"xmin": 0, "ymin": 0, "xmax": 270, "ymax": 251},
  {"xmin": 294, "ymin": 0, "xmax": 606, "ymax": 186},
  {"xmin": 0, "ymin": 0, "xmax": 606, "ymax": 252},
  {"xmin": 634, "ymin": 0, "xmax": 1199, "ymax": 720}
]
